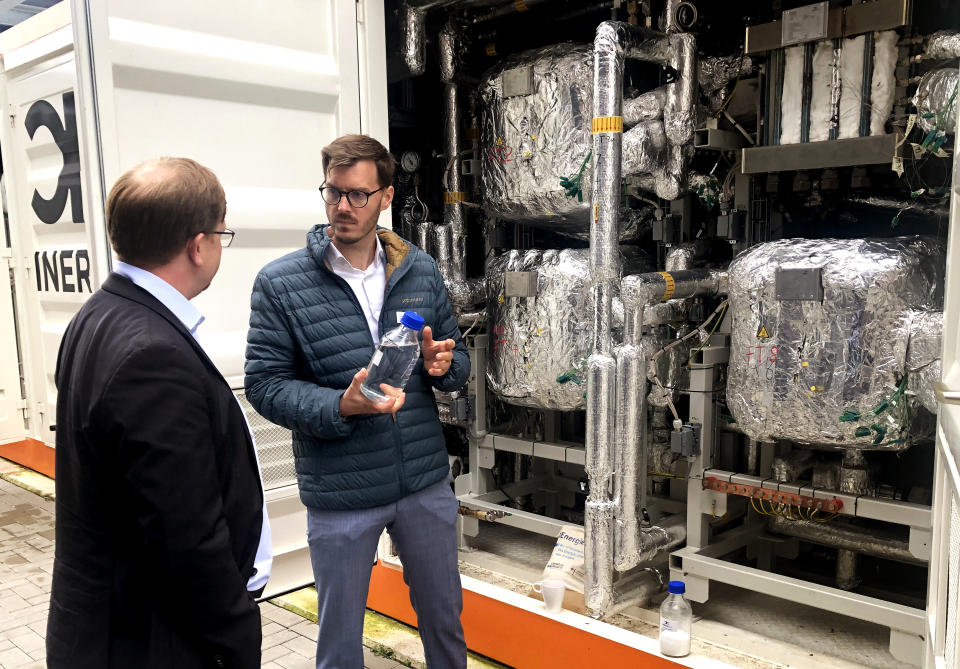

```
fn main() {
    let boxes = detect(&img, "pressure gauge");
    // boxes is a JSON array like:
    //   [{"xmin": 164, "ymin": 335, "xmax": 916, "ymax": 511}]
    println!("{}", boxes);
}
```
[{"xmin": 400, "ymin": 150, "xmax": 421, "ymax": 174}]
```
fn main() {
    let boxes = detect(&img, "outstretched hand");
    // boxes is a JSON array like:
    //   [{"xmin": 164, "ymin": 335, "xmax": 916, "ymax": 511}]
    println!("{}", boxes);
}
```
[
  {"xmin": 422, "ymin": 326, "xmax": 455, "ymax": 377},
  {"xmin": 339, "ymin": 368, "xmax": 405, "ymax": 416}
]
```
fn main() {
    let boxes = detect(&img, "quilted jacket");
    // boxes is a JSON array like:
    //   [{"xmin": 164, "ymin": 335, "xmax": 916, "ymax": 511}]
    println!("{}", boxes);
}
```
[{"xmin": 244, "ymin": 225, "xmax": 469, "ymax": 510}]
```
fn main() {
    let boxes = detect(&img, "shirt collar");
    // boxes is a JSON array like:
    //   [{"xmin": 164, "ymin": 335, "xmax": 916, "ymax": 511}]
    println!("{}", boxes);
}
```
[
  {"xmin": 113, "ymin": 260, "xmax": 205, "ymax": 337},
  {"xmin": 325, "ymin": 235, "xmax": 385, "ymax": 272}
]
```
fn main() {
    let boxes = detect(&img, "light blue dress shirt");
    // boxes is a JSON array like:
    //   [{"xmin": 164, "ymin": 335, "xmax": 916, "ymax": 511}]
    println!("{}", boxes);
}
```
[{"xmin": 114, "ymin": 261, "xmax": 272, "ymax": 592}]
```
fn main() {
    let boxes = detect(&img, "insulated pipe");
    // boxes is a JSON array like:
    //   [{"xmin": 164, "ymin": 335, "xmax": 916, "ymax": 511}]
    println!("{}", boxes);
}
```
[
  {"xmin": 401, "ymin": 6, "xmax": 427, "ymax": 77},
  {"xmin": 586, "ymin": 20, "xmax": 693, "ymax": 614},
  {"xmin": 926, "ymin": 31, "xmax": 960, "ymax": 60},
  {"xmin": 768, "ymin": 516, "xmax": 924, "ymax": 565},
  {"xmin": 613, "ymin": 295, "xmax": 650, "ymax": 572},
  {"xmin": 620, "ymin": 269, "xmax": 726, "ymax": 307},
  {"xmin": 622, "ymin": 120, "xmax": 667, "ymax": 178},
  {"xmin": 836, "ymin": 549, "xmax": 860, "ymax": 591},
  {"xmin": 622, "ymin": 86, "xmax": 667, "ymax": 127},
  {"xmin": 440, "ymin": 25, "xmax": 466, "ymax": 284}
]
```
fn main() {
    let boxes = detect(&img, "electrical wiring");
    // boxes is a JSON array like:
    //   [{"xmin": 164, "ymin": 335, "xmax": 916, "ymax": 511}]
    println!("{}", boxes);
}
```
[{"xmin": 648, "ymin": 299, "xmax": 730, "ymax": 423}]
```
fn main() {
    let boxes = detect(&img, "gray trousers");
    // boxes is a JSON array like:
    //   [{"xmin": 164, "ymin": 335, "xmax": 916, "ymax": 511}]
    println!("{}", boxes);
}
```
[{"xmin": 306, "ymin": 479, "xmax": 466, "ymax": 669}]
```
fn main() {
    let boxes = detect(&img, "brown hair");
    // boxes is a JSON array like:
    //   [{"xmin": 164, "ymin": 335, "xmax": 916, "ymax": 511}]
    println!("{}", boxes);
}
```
[
  {"xmin": 321, "ymin": 134, "xmax": 395, "ymax": 188},
  {"xmin": 106, "ymin": 157, "xmax": 226, "ymax": 267}
]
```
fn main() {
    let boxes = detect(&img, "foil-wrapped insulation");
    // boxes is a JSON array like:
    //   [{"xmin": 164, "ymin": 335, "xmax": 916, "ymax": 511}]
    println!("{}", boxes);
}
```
[
  {"xmin": 726, "ymin": 237, "xmax": 945, "ymax": 448},
  {"xmin": 643, "ymin": 301, "xmax": 688, "ymax": 326},
  {"xmin": 417, "ymin": 220, "xmax": 434, "ymax": 257},
  {"xmin": 665, "ymin": 244, "xmax": 695, "ymax": 271},
  {"xmin": 771, "ymin": 449, "xmax": 815, "ymax": 482},
  {"xmin": 836, "ymin": 550, "xmax": 860, "ymax": 591},
  {"xmin": 438, "ymin": 23, "xmax": 464, "ymax": 84},
  {"xmin": 622, "ymin": 269, "xmax": 726, "ymax": 306},
  {"xmin": 926, "ymin": 31, "xmax": 960, "ymax": 60},
  {"xmin": 487, "ymin": 249, "xmax": 652, "ymax": 410},
  {"xmin": 844, "ymin": 195, "xmax": 952, "ymax": 219},
  {"xmin": 905, "ymin": 310, "xmax": 943, "ymax": 415},
  {"xmin": 913, "ymin": 68, "xmax": 959, "ymax": 134},
  {"xmin": 698, "ymin": 55, "xmax": 754, "ymax": 95},
  {"xmin": 647, "ymin": 328, "xmax": 691, "ymax": 410},
  {"xmin": 622, "ymin": 121, "xmax": 667, "ymax": 178},
  {"xmin": 614, "ymin": 289, "xmax": 651, "ymax": 572},
  {"xmin": 623, "ymin": 87, "xmax": 667, "ymax": 127},
  {"xmin": 479, "ymin": 44, "xmax": 595, "ymax": 227},
  {"xmin": 768, "ymin": 516, "xmax": 922, "ymax": 565},
  {"xmin": 585, "ymin": 353, "xmax": 617, "ymax": 614},
  {"xmin": 664, "ymin": 32, "xmax": 697, "ymax": 147},
  {"xmin": 401, "ymin": 6, "xmax": 426, "ymax": 77}
]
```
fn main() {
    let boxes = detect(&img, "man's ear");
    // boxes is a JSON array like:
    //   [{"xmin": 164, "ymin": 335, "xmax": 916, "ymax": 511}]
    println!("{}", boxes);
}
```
[
  {"xmin": 380, "ymin": 185, "xmax": 395, "ymax": 211},
  {"xmin": 185, "ymin": 232, "xmax": 206, "ymax": 266}
]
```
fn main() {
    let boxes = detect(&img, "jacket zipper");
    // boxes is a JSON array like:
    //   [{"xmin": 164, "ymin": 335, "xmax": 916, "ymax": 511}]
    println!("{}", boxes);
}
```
[{"xmin": 322, "ymin": 239, "xmax": 414, "ymax": 497}]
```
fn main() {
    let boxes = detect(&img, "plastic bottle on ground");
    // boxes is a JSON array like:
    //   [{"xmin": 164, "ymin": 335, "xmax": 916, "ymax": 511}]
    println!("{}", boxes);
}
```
[
  {"xmin": 659, "ymin": 580, "xmax": 692, "ymax": 657},
  {"xmin": 360, "ymin": 311, "xmax": 425, "ymax": 403}
]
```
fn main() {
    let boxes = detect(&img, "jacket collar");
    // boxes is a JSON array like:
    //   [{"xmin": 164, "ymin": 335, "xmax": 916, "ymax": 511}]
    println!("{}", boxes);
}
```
[{"xmin": 307, "ymin": 224, "xmax": 412, "ymax": 282}]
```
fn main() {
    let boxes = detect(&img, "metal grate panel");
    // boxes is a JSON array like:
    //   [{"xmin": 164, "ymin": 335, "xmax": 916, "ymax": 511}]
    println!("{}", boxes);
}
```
[
  {"xmin": 236, "ymin": 391, "xmax": 297, "ymax": 491},
  {"xmin": 948, "ymin": 496, "xmax": 960, "ymax": 669}
]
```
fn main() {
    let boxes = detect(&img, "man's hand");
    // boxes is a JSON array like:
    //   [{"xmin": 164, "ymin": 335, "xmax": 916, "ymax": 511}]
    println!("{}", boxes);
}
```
[
  {"xmin": 422, "ymin": 326, "xmax": 455, "ymax": 377},
  {"xmin": 339, "ymin": 368, "xmax": 405, "ymax": 416}
]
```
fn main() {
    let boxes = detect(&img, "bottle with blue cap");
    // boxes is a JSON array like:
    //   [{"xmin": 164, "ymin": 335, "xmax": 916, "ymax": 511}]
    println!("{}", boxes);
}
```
[
  {"xmin": 361, "ymin": 311, "xmax": 425, "ymax": 403},
  {"xmin": 659, "ymin": 580, "xmax": 692, "ymax": 657}
]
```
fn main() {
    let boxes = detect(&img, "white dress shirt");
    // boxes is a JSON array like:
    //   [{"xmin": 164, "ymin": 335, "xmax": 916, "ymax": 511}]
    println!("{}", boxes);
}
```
[
  {"xmin": 325, "ymin": 238, "xmax": 387, "ymax": 344},
  {"xmin": 113, "ymin": 261, "xmax": 273, "ymax": 593}
]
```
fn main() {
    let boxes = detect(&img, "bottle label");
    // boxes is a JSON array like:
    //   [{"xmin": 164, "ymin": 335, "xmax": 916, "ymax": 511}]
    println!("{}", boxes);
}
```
[
  {"xmin": 661, "ymin": 620, "xmax": 677, "ymax": 632},
  {"xmin": 371, "ymin": 350, "xmax": 383, "ymax": 366}
]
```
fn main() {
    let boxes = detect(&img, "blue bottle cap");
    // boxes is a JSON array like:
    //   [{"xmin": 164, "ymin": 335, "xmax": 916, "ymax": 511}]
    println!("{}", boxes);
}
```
[
  {"xmin": 667, "ymin": 580, "xmax": 685, "ymax": 595},
  {"xmin": 401, "ymin": 311, "xmax": 425, "ymax": 331}
]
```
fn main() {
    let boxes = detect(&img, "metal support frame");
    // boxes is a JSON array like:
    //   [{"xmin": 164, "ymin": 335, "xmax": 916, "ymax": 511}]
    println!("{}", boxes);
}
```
[
  {"xmin": 671, "ymin": 547, "xmax": 925, "ymax": 664},
  {"xmin": 672, "ymin": 321, "xmax": 925, "ymax": 665},
  {"xmin": 458, "ymin": 334, "xmax": 584, "ymax": 544}
]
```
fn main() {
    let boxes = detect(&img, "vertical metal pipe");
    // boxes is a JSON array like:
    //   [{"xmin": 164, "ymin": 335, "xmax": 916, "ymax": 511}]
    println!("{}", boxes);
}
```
[
  {"xmin": 402, "ymin": 6, "xmax": 427, "ymax": 77},
  {"xmin": 614, "ymin": 301, "xmax": 647, "ymax": 571},
  {"xmin": 440, "ymin": 25, "xmax": 466, "ymax": 282},
  {"xmin": 836, "ymin": 549, "xmax": 860, "ymax": 590},
  {"xmin": 585, "ymin": 20, "xmax": 626, "ymax": 614}
]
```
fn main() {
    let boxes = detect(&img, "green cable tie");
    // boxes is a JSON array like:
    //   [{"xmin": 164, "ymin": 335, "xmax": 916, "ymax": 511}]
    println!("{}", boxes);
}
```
[
  {"xmin": 839, "ymin": 410, "xmax": 861, "ymax": 422},
  {"xmin": 854, "ymin": 426, "xmax": 871, "ymax": 438}
]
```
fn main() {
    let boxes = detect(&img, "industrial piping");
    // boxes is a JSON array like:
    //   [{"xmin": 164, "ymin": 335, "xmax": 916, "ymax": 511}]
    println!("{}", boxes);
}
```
[{"xmin": 586, "ymin": 19, "xmax": 701, "ymax": 613}]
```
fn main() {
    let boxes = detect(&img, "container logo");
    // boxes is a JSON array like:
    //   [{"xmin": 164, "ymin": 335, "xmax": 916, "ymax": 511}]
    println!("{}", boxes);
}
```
[{"xmin": 25, "ymin": 91, "xmax": 84, "ymax": 224}]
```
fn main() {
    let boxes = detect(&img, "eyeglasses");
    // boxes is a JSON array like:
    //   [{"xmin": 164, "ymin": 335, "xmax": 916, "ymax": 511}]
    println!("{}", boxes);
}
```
[
  {"xmin": 206, "ymin": 228, "xmax": 235, "ymax": 248},
  {"xmin": 319, "ymin": 185, "xmax": 384, "ymax": 208}
]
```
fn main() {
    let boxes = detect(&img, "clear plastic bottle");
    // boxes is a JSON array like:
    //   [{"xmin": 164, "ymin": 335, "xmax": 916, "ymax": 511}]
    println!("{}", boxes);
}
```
[
  {"xmin": 659, "ymin": 580, "xmax": 692, "ymax": 657},
  {"xmin": 360, "ymin": 311, "xmax": 425, "ymax": 403}
]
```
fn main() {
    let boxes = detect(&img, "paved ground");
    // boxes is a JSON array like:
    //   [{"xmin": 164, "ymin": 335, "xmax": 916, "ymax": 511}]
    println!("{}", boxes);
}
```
[{"xmin": 0, "ymin": 471, "xmax": 404, "ymax": 669}]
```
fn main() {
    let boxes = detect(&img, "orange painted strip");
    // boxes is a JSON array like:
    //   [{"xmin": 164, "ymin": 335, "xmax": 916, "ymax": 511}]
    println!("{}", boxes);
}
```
[
  {"xmin": 366, "ymin": 562, "xmax": 680, "ymax": 668},
  {"xmin": 0, "ymin": 438, "xmax": 55, "ymax": 478}
]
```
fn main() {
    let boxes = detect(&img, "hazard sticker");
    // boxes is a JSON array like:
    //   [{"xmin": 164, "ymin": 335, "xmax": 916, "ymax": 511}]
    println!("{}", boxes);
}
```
[{"xmin": 757, "ymin": 325, "xmax": 770, "ymax": 339}]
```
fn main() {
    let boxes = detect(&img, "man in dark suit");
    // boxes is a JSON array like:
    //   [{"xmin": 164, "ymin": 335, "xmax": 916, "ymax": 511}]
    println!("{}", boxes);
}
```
[{"xmin": 48, "ymin": 157, "xmax": 270, "ymax": 669}]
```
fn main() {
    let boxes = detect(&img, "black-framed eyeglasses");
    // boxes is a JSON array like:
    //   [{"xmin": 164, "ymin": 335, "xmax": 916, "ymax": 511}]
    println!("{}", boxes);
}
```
[
  {"xmin": 319, "ymin": 185, "xmax": 384, "ymax": 208},
  {"xmin": 206, "ymin": 228, "xmax": 235, "ymax": 248}
]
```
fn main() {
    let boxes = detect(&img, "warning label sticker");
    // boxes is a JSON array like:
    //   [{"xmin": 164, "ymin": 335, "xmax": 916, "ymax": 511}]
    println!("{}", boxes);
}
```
[{"xmin": 757, "ymin": 325, "xmax": 770, "ymax": 339}]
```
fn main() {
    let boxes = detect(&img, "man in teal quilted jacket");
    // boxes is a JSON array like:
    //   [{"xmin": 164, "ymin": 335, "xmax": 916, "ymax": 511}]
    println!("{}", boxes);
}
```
[{"xmin": 245, "ymin": 135, "xmax": 469, "ymax": 668}]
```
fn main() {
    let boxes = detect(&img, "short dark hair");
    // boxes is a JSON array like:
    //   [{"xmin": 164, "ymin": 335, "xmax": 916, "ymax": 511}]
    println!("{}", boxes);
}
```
[
  {"xmin": 321, "ymin": 134, "xmax": 395, "ymax": 188},
  {"xmin": 106, "ymin": 157, "xmax": 226, "ymax": 267}
]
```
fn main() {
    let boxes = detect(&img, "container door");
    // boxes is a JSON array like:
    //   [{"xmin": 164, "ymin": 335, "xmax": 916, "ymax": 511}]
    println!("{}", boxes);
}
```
[
  {"xmin": 0, "ymin": 200, "xmax": 26, "ymax": 445},
  {"xmin": 0, "ymin": 6, "xmax": 93, "ymax": 452},
  {"xmin": 71, "ymin": 0, "xmax": 383, "ymax": 598},
  {"xmin": 926, "ymin": 64, "xmax": 960, "ymax": 668}
]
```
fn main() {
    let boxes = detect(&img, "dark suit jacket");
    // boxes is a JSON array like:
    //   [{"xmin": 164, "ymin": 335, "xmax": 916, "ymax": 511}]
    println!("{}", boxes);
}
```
[{"xmin": 47, "ymin": 273, "xmax": 264, "ymax": 669}]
